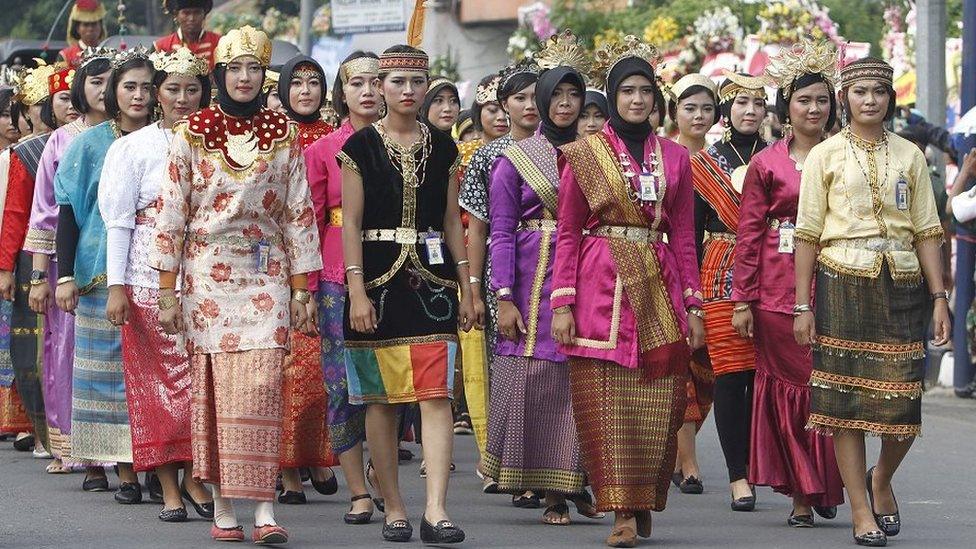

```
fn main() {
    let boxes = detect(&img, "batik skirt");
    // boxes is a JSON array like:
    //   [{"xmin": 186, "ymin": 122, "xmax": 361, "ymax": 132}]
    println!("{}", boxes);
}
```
[
  {"xmin": 748, "ymin": 309, "xmax": 844, "ymax": 506},
  {"xmin": 318, "ymin": 282, "xmax": 365, "ymax": 454},
  {"xmin": 569, "ymin": 358, "xmax": 684, "ymax": 512},
  {"xmin": 42, "ymin": 259, "xmax": 75, "ymax": 459},
  {"xmin": 71, "ymin": 286, "xmax": 131, "ymax": 462},
  {"xmin": 280, "ymin": 330, "xmax": 335, "ymax": 468},
  {"xmin": 344, "ymin": 269, "xmax": 458, "ymax": 405},
  {"xmin": 9, "ymin": 252, "xmax": 47, "ymax": 446},
  {"xmin": 191, "ymin": 348, "xmax": 286, "ymax": 501},
  {"xmin": 483, "ymin": 355, "xmax": 586, "ymax": 494},
  {"xmin": 809, "ymin": 264, "xmax": 928, "ymax": 439},
  {"xmin": 121, "ymin": 286, "xmax": 192, "ymax": 471}
]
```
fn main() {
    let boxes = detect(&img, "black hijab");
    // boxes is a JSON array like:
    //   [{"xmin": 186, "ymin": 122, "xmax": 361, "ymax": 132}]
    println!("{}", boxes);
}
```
[
  {"xmin": 535, "ymin": 66, "xmax": 585, "ymax": 148},
  {"xmin": 607, "ymin": 57, "xmax": 656, "ymax": 162},
  {"xmin": 213, "ymin": 61, "xmax": 266, "ymax": 119},
  {"xmin": 278, "ymin": 55, "xmax": 326, "ymax": 124},
  {"xmin": 715, "ymin": 74, "xmax": 767, "ymax": 168},
  {"xmin": 584, "ymin": 90, "xmax": 608, "ymax": 118}
]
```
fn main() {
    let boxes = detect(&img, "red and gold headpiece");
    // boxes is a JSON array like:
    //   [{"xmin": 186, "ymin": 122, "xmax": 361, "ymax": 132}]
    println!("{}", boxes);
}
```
[
  {"xmin": 48, "ymin": 64, "xmax": 76, "ymax": 96},
  {"xmin": 378, "ymin": 49, "xmax": 429, "ymax": 75}
]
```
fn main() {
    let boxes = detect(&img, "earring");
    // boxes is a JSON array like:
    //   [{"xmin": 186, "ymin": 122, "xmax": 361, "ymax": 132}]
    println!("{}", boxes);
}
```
[
  {"xmin": 782, "ymin": 122, "xmax": 792, "ymax": 138},
  {"xmin": 153, "ymin": 102, "xmax": 163, "ymax": 122},
  {"xmin": 722, "ymin": 118, "xmax": 732, "ymax": 142}
]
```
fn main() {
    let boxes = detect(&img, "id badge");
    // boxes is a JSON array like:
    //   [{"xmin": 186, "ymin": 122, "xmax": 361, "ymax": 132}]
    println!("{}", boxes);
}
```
[
  {"xmin": 778, "ymin": 222, "xmax": 795, "ymax": 254},
  {"xmin": 895, "ymin": 177, "xmax": 909, "ymax": 211},
  {"xmin": 255, "ymin": 239, "xmax": 270, "ymax": 273},
  {"xmin": 425, "ymin": 235, "xmax": 445, "ymax": 265},
  {"xmin": 639, "ymin": 173, "xmax": 658, "ymax": 202}
]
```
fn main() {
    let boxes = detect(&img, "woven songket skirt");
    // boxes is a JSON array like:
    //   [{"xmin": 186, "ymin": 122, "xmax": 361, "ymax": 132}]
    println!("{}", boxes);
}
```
[
  {"xmin": 809, "ymin": 264, "xmax": 927, "ymax": 439},
  {"xmin": 191, "ymin": 349, "xmax": 285, "ymax": 501},
  {"xmin": 71, "ymin": 286, "xmax": 132, "ymax": 462},
  {"xmin": 121, "ymin": 286, "xmax": 192, "ymax": 471},
  {"xmin": 683, "ymin": 351, "xmax": 714, "ymax": 426},
  {"xmin": 318, "ymin": 283, "xmax": 365, "ymax": 454},
  {"xmin": 483, "ymin": 356, "xmax": 586, "ymax": 494},
  {"xmin": 42, "ymin": 260, "xmax": 76, "ymax": 459},
  {"xmin": 9, "ymin": 252, "xmax": 47, "ymax": 445},
  {"xmin": 569, "ymin": 358, "xmax": 684, "ymax": 512},
  {"xmin": 0, "ymin": 299, "xmax": 31, "ymax": 432},
  {"xmin": 280, "ymin": 330, "xmax": 335, "ymax": 468}
]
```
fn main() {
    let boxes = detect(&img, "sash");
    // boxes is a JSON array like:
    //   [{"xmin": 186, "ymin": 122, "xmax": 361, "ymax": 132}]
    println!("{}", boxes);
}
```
[
  {"xmin": 12, "ymin": 133, "xmax": 51, "ymax": 179},
  {"xmin": 691, "ymin": 147, "xmax": 741, "ymax": 231},
  {"xmin": 502, "ymin": 135, "xmax": 560, "ymax": 218},
  {"xmin": 561, "ymin": 131, "xmax": 688, "ymax": 378}
]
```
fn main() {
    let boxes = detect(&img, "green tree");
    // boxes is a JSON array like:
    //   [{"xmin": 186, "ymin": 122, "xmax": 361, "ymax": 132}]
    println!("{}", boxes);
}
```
[{"xmin": 0, "ymin": 0, "xmax": 163, "ymax": 41}]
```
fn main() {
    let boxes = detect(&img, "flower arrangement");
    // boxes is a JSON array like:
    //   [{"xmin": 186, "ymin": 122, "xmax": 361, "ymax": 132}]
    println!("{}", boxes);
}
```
[
  {"xmin": 506, "ymin": 1, "xmax": 552, "ymax": 61},
  {"xmin": 756, "ymin": 0, "xmax": 840, "ymax": 46},
  {"xmin": 431, "ymin": 47, "xmax": 461, "ymax": 82},
  {"xmin": 643, "ymin": 15, "xmax": 679, "ymax": 49},
  {"xmin": 690, "ymin": 7, "xmax": 743, "ymax": 56},
  {"xmin": 881, "ymin": 1, "xmax": 915, "ymax": 77}
]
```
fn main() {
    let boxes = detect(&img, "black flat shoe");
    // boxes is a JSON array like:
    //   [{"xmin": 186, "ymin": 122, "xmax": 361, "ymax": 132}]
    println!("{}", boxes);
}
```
[
  {"xmin": 671, "ymin": 471, "xmax": 683, "ymax": 488},
  {"xmin": 344, "ymin": 494, "xmax": 374, "ymax": 525},
  {"xmin": 679, "ymin": 476, "xmax": 704, "ymax": 494},
  {"xmin": 730, "ymin": 495, "xmax": 755, "ymax": 512},
  {"xmin": 397, "ymin": 447, "xmax": 414, "ymax": 462},
  {"xmin": 382, "ymin": 519, "xmax": 413, "ymax": 542},
  {"xmin": 512, "ymin": 492, "xmax": 542, "ymax": 508},
  {"xmin": 814, "ymin": 505, "xmax": 838, "ymax": 520},
  {"xmin": 277, "ymin": 490, "xmax": 307, "ymax": 504},
  {"xmin": 12, "ymin": 434, "xmax": 34, "ymax": 452},
  {"xmin": 420, "ymin": 516, "xmax": 465, "ymax": 544},
  {"xmin": 788, "ymin": 511, "xmax": 815, "ymax": 528},
  {"xmin": 311, "ymin": 469, "xmax": 338, "ymax": 495},
  {"xmin": 866, "ymin": 467, "xmax": 900, "ymax": 536},
  {"xmin": 854, "ymin": 528, "xmax": 887, "ymax": 547},
  {"xmin": 159, "ymin": 507, "xmax": 189, "ymax": 523},
  {"xmin": 181, "ymin": 486, "xmax": 215, "ymax": 519},
  {"xmin": 115, "ymin": 481, "xmax": 143, "ymax": 504},
  {"xmin": 145, "ymin": 472, "xmax": 163, "ymax": 503},
  {"xmin": 365, "ymin": 459, "xmax": 384, "ymax": 512},
  {"xmin": 83, "ymin": 474, "xmax": 109, "ymax": 492}
]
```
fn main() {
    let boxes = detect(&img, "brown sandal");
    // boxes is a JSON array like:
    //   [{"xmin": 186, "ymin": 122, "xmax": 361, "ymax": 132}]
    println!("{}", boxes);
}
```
[
  {"xmin": 606, "ymin": 526, "xmax": 637, "ymax": 548},
  {"xmin": 542, "ymin": 503, "xmax": 570, "ymax": 526}
]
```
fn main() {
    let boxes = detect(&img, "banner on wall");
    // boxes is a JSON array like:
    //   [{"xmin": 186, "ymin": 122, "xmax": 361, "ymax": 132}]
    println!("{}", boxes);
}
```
[{"xmin": 331, "ymin": 0, "xmax": 406, "ymax": 35}]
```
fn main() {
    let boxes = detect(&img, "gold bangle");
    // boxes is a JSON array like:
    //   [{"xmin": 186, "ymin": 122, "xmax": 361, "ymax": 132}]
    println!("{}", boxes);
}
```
[
  {"xmin": 157, "ymin": 295, "xmax": 179, "ymax": 311},
  {"xmin": 291, "ymin": 288, "xmax": 312, "ymax": 304},
  {"xmin": 732, "ymin": 304, "xmax": 750, "ymax": 313},
  {"xmin": 56, "ymin": 276, "xmax": 75, "ymax": 285}
]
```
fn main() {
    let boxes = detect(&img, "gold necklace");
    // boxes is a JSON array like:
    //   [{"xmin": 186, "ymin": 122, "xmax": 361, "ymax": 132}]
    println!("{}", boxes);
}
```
[
  {"xmin": 377, "ymin": 121, "xmax": 431, "ymax": 188},
  {"xmin": 728, "ymin": 139, "xmax": 757, "ymax": 193},
  {"xmin": 841, "ymin": 127, "xmax": 891, "ymax": 221}
]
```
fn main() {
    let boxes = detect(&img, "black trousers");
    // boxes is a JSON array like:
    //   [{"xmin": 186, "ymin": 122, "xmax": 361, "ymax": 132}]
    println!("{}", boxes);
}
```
[{"xmin": 713, "ymin": 370, "xmax": 755, "ymax": 483}]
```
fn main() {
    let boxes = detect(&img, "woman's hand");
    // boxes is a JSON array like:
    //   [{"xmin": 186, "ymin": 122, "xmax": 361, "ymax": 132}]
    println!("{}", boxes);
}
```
[
  {"xmin": 0, "ymin": 270, "xmax": 14, "ymax": 301},
  {"xmin": 55, "ymin": 280, "xmax": 79, "ymax": 313},
  {"xmin": 29, "ymin": 281, "xmax": 51, "ymax": 314},
  {"xmin": 302, "ymin": 299, "xmax": 319, "ymax": 336},
  {"xmin": 687, "ymin": 314, "xmax": 706, "ymax": 350},
  {"xmin": 731, "ymin": 304, "xmax": 754, "ymax": 339},
  {"xmin": 348, "ymin": 291, "xmax": 377, "ymax": 334},
  {"xmin": 931, "ymin": 299, "xmax": 951, "ymax": 346},
  {"xmin": 551, "ymin": 307, "xmax": 575, "ymax": 346},
  {"xmin": 497, "ymin": 300, "xmax": 525, "ymax": 342},
  {"xmin": 458, "ymin": 293, "xmax": 475, "ymax": 333},
  {"xmin": 158, "ymin": 294, "xmax": 183, "ymax": 335},
  {"xmin": 105, "ymin": 285, "xmax": 130, "ymax": 327},
  {"xmin": 470, "ymin": 286, "xmax": 486, "ymax": 330},
  {"xmin": 793, "ymin": 311, "xmax": 816, "ymax": 346},
  {"xmin": 290, "ymin": 298, "xmax": 309, "ymax": 331}
]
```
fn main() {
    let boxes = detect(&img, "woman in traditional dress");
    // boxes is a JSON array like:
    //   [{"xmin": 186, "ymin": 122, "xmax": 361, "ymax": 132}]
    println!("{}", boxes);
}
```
[
  {"xmin": 54, "ymin": 48, "xmax": 154, "ymax": 504},
  {"xmin": 272, "ymin": 53, "xmax": 339, "ymax": 506},
  {"xmin": 422, "ymin": 76, "xmax": 460, "ymax": 134},
  {"xmin": 577, "ymin": 89, "xmax": 607, "ymax": 138},
  {"xmin": 552, "ymin": 34, "xmax": 705, "ymax": 547},
  {"xmin": 666, "ymin": 72, "xmax": 718, "ymax": 495},
  {"xmin": 794, "ymin": 57, "xmax": 949, "ymax": 547},
  {"xmin": 459, "ymin": 61, "xmax": 539, "ymax": 494},
  {"xmin": 731, "ymin": 39, "xmax": 845, "ymax": 527},
  {"xmin": 484, "ymin": 30, "xmax": 601, "ymax": 526},
  {"xmin": 691, "ymin": 70, "xmax": 767, "ymax": 511},
  {"xmin": 151, "ymin": 26, "xmax": 321, "ymax": 544},
  {"xmin": 305, "ymin": 50, "xmax": 382, "ymax": 524},
  {"xmin": 25, "ymin": 53, "xmax": 111, "ymax": 483},
  {"xmin": 340, "ymin": 44, "xmax": 474, "ymax": 544},
  {"xmin": 96, "ymin": 46, "xmax": 214, "ymax": 522}
]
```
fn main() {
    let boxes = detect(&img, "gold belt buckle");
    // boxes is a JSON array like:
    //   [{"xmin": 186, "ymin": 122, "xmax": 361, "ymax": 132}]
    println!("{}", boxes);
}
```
[
  {"xmin": 329, "ymin": 208, "xmax": 343, "ymax": 226},
  {"xmin": 395, "ymin": 227, "xmax": 418, "ymax": 244}
]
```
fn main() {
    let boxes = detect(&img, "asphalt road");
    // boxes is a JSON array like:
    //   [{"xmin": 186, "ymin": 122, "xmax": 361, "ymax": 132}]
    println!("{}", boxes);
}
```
[{"xmin": 1, "ymin": 390, "xmax": 974, "ymax": 548}]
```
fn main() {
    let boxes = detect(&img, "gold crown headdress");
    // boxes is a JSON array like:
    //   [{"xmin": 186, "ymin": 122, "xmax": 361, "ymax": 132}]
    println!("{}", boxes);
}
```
[
  {"xmin": 498, "ymin": 58, "xmax": 540, "ymax": 89},
  {"xmin": 667, "ymin": 73, "xmax": 717, "ymax": 103},
  {"xmin": 592, "ymin": 34, "xmax": 659, "ymax": 89},
  {"xmin": 718, "ymin": 70, "xmax": 767, "ymax": 103},
  {"xmin": 215, "ymin": 25, "xmax": 273, "ymax": 67},
  {"xmin": 475, "ymin": 74, "xmax": 500, "ymax": 105},
  {"xmin": 840, "ymin": 57, "xmax": 893, "ymax": 89},
  {"xmin": 428, "ymin": 77, "xmax": 455, "ymax": 93},
  {"xmin": 533, "ymin": 30, "xmax": 592, "ymax": 75},
  {"xmin": 110, "ymin": 45, "xmax": 151, "ymax": 70},
  {"xmin": 79, "ymin": 46, "xmax": 116, "ymax": 69},
  {"xmin": 149, "ymin": 46, "xmax": 209, "ymax": 78},
  {"xmin": 19, "ymin": 60, "xmax": 59, "ymax": 105},
  {"xmin": 763, "ymin": 37, "xmax": 839, "ymax": 99},
  {"xmin": 339, "ymin": 56, "xmax": 379, "ymax": 85}
]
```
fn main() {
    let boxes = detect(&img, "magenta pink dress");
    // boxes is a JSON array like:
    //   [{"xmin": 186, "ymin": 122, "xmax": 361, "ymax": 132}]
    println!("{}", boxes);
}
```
[{"xmin": 732, "ymin": 138, "xmax": 844, "ymax": 506}]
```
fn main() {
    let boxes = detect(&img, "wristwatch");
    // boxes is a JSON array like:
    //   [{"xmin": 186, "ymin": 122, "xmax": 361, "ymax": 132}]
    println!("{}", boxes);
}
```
[
  {"xmin": 687, "ymin": 306, "xmax": 705, "ymax": 319},
  {"xmin": 29, "ymin": 270, "xmax": 47, "ymax": 286},
  {"xmin": 291, "ymin": 288, "xmax": 312, "ymax": 304},
  {"xmin": 158, "ymin": 295, "xmax": 179, "ymax": 311}
]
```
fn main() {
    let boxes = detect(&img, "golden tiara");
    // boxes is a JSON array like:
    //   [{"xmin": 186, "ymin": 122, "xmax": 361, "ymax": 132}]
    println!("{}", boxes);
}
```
[
  {"xmin": 149, "ymin": 46, "xmax": 209, "ymax": 78},
  {"xmin": 110, "ymin": 45, "xmax": 151, "ymax": 70},
  {"xmin": 533, "ymin": 30, "xmax": 591, "ymax": 74},
  {"xmin": 339, "ymin": 57, "xmax": 379, "ymax": 84},
  {"xmin": 79, "ymin": 46, "xmax": 116, "ymax": 68},
  {"xmin": 262, "ymin": 70, "xmax": 279, "ymax": 93},
  {"xmin": 763, "ymin": 37, "xmax": 839, "ymax": 99},
  {"xmin": 719, "ymin": 70, "xmax": 767, "ymax": 103},
  {"xmin": 19, "ymin": 60, "xmax": 58, "ymax": 105},
  {"xmin": 215, "ymin": 25, "xmax": 273, "ymax": 67},
  {"xmin": 667, "ymin": 73, "xmax": 717, "ymax": 103},
  {"xmin": 475, "ymin": 75, "xmax": 500, "ymax": 105},
  {"xmin": 592, "ymin": 34, "xmax": 659, "ymax": 89},
  {"xmin": 498, "ymin": 58, "xmax": 540, "ymax": 88}
]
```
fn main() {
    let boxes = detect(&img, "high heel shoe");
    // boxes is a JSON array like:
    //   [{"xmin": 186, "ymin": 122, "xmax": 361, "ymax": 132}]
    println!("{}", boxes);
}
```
[
  {"xmin": 343, "ymin": 494, "xmax": 374, "ymax": 525},
  {"xmin": 730, "ymin": 485, "xmax": 756, "ymax": 512},
  {"xmin": 866, "ymin": 467, "xmax": 900, "ymax": 536},
  {"xmin": 181, "ymin": 486, "xmax": 215, "ymax": 519},
  {"xmin": 420, "ymin": 516, "xmax": 465, "ymax": 544}
]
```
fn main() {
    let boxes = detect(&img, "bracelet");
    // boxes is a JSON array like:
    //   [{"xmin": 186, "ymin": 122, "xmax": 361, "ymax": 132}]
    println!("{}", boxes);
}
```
[
  {"xmin": 931, "ymin": 290, "xmax": 950, "ymax": 301},
  {"xmin": 291, "ymin": 288, "xmax": 312, "ymax": 305},
  {"xmin": 495, "ymin": 287, "xmax": 512, "ymax": 300},
  {"xmin": 553, "ymin": 305, "xmax": 571, "ymax": 314},
  {"xmin": 686, "ymin": 306, "xmax": 705, "ymax": 319},
  {"xmin": 732, "ymin": 304, "xmax": 750, "ymax": 313},
  {"xmin": 344, "ymin": 265, "xmax": 363, "ymax": 273},
  {"xmin": 346, "ymin": 268, "xmax": 364, "ymax": 277},
  {"xmin": 456, "ymin": 259, "xmax": 470, "ymax": 268},
  {"xmin": 157, "ymin": 295, "xmax": 179, "ymax": 311},
  {"xmin": 56, "ymin": 276, "xmax": 75, "ymax": 285},
  {"xmin": 793, "ymin": 304, "xmax": 813, "ymax": 316},
  {"xmin": 469, "ymin": 276, "xmax": 482, "ymax": 285}
]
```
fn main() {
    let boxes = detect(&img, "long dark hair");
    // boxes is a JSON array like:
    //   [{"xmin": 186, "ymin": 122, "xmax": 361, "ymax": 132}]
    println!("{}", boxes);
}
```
[
  {"xmin": 70, "ymin": 58, "xmax": 111, "ymax": 114},
  {"xmin": 152, "ymin": 69, "xmax": 212, "ymax": 111}
]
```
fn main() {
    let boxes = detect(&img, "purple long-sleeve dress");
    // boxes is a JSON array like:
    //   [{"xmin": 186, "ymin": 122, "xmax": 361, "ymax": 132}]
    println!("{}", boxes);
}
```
[
  {"xmin": 23, "ymin": 118, "xmax": 88, "ymax": 461},
  {"xmin": 482, "ymin": 135, "xmax": 585, "ymax": 495}
]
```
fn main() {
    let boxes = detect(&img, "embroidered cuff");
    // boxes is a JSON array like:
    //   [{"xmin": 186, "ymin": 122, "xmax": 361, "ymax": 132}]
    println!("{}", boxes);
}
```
[
  {"xmin": 913, "ymin": 226, "xmax": 945, "ymax": 245},
  {"xmin": 336, "ymin": 150, "xmax": 360, "ymax": 176},
  {"xmin": 550, "ymin": 287, "xmax": 576, "ymax": 309},
  {"xmin": 23, "ymin": 228, "xmax": 56, "ymax": 255},
  {"xmin": 795, "ymin": 229, "xmax": 821, "ymax": 246}
]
